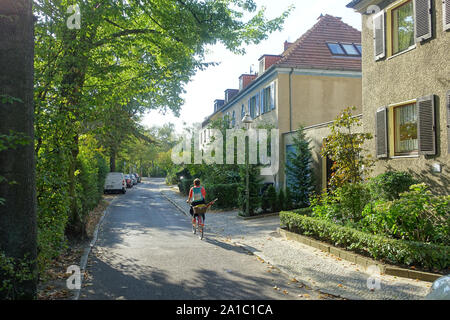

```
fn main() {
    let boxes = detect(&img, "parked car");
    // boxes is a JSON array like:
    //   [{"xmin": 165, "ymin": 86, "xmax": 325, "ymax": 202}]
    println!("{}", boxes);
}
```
[
  {"xmin": 425, "ymin": 275, "xmax": 450, "ymax": 300},
  {"xmin": 130, "ymin": 174, "xmax": 137, "ymax": 185},
  {"xmin": 133, "ymin": 173, "xmax": 141, "ymax": 183},
  {"xmin": 124, "ymin": 174, "xmax": 133, "ymax": 188},
  {"xmin": 104, "ymin": 172, "xmax": 126, "ymax": 194}
]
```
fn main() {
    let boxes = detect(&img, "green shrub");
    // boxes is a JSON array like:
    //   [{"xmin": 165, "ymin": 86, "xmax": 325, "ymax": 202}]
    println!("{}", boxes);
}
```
[
  {"xmin": 266, "ymin": 185, "xmax": 278, "ymax": 213},
  {"xmin": 278, "ymin": 189, "xmax": 285, "ymax": 211},
  {"xmin": 203, "ymin": 183, "xmax": 240, "ymax": 210},
  {"xmin": 361, "ymin": 183, "xmax": 450, "ymax": 245},
  {"xmin": 367, "ymin": 170, "xmax": 417, "ymax": 201},
  {"xmin": 280, "ymin": 211, "xmax": 450, "ymax": 270},
  {"xmin": 334, "ymin": 183, "xmax": 371, "ymax": 222},
  {"xmin": 178, "ymin": 178, "xmax": 194, "ymax": 196},
  {"xmin": 285, "ymin": 187, "xmax": 294, "ymax": 211},
  {"xmin": 292, "ymin": 207, "xmax": 313, "ymax": 216},
  {"xmin": 261, "ymin": 189, "xmax": 271, "ymax": 213}
]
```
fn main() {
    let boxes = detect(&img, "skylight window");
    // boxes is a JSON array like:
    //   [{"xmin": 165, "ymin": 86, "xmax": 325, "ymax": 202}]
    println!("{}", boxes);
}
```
[
  {"xmin": 327, "ymin": 43, "xmax": 345, "ymax": 55},
  {"xmin": 327, "ymin": 42, "xmax": 361, "ymax": 57}
]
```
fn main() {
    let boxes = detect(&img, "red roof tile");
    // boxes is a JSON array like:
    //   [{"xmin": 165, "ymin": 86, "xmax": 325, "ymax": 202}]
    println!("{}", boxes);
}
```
[{"xmin": 275, "ymin": 15, "xmax": 361, "ymax": 71}]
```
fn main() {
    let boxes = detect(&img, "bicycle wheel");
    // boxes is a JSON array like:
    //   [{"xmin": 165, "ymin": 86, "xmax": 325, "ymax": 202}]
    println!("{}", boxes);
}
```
[
  {"xmin": 192, "ymin": 218, "xmax": 196, "ymax": 234},
  {"xmin": 197, "ymin": 216, "xmax": 204, "ymax": 240}
]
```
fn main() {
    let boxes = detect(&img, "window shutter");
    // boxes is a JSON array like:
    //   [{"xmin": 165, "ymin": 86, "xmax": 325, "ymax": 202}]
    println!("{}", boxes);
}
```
[
  {"xmin": 417, "ymin": 95, "xmax": 436, "ymax": 155},
  {"xmin": 375, "ymin": 107, "xmax": 388, "ymax": 158},
  {"xmin": 270, "ymin": 82, "xmax": 276, "ymax": 110},
  {"xmin": 248, "ymin": 98, "xmax": 251, "ymax": 118},
  {"xmin": 444, "ymin": 0, "xmax": 450, "ymax": 31},
  {"xmin": 414, "ymin": 0, "xmax": 433, "ymax": 42},
  {"xmin": 446, "ymin": 90, "xmax": 450, "ymax": 154},
  {"xmin": 259, "ymin": 89, "xmax": 264, "ymax": 114},
  {"xmin": 373, "ymin": 11, "xmax": 386, "ymax": 61}
]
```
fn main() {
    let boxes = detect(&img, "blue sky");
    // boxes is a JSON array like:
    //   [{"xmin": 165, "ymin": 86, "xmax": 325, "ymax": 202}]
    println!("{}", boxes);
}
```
[{"xmin": 141, "ymin": 0, "xmax": 361, "ymax": 133}]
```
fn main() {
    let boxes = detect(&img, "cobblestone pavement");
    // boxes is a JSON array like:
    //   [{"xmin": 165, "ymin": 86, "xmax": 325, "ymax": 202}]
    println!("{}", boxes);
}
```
[{"xmin": 158, "ymin": 179, "xmax": 432, "ymax": 300}]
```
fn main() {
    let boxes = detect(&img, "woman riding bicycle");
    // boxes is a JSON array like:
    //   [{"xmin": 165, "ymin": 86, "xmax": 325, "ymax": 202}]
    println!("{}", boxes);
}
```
[{"xmin": 186, "ymin": 178, "xmax": 206, "ymax": 225}]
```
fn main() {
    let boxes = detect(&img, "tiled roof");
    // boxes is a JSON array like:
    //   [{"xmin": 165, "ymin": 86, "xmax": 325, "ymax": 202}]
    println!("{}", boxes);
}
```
[
  {"xmin": 346, "ymin": 0, "xmax": 363, "ymax": 8},
  {"xmin": 275, "ymin": 14, "xmax": 361, "ymax": 71}
]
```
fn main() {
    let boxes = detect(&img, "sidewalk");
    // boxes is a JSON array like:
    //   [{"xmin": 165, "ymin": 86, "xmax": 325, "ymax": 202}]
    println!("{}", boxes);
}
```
[{"xmin": 159, "ymin": 183, "xmax": 432, "ymax": 300}]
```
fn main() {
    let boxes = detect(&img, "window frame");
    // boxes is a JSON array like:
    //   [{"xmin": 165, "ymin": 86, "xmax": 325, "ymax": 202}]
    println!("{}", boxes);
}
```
[
  {"xmin": 326, "ymin": 42, "xmax": 346, "ymax": 56},
  {"xmin": 386, "ymin": 0, "xmax": 417, "ymax": 58},
  {"xmin": 388, "ymin": 99, "xmax": 419, "ymax": 157}
]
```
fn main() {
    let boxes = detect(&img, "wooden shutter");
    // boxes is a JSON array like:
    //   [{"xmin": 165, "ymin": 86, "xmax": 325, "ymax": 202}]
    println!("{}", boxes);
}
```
[
  {"xmin": 373, "ymin": 11, "xmax": 386, "ymax": 61},
  {"xmin": 270, "ymin": 82, "xmax": 276, "ymax": 110},
  {"xmin": 447, "ymin": 90, "xmax": 450, "ymax": 154},
  {"xmin": 255, "ymin": 93, "xmax": 260, "ymax": 117},
  {"xmin": 260, "ymin": 89, "xmax": 265, "ymax": 114},
  {"xmin": 414, "ymin": 0, "xmax": 433, "ymax": 42},
  {"xmin": 444, "ymin": 0, "xmax": 450, "ymax": 31},
  {"xmin": 375, "ymin": 107, "xmax": 388, "ymax": 158},
  {"xmin": 417, "ymin": 95, "xmax": 436, "ymax": 155}
]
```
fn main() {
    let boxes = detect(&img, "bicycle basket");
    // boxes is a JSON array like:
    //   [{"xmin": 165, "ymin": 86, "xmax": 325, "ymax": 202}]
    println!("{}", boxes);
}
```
[{"xmin": 193, "ymin": 204, "xmax": 208, "ymax": 214}]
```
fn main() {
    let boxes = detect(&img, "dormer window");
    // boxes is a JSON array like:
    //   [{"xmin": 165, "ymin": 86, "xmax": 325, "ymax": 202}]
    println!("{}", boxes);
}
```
[{"xmin": 326, "ymin": 42, "xmax": 361, "ymax": 57}]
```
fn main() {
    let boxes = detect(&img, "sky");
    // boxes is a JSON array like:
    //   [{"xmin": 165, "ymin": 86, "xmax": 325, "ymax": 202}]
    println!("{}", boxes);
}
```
[{"xmin": 141, "ymin": 0, "xmax": 362, "ymax": 134}]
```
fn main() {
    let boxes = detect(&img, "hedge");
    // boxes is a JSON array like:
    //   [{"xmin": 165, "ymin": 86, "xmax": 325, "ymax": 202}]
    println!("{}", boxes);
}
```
[
  {"xmin": 203, "ymin": 183, "xmax": 240, "ymax": 210},
  {"xmin": 280, "ymin": 211, "xmax": 450, "ymax": 270}
]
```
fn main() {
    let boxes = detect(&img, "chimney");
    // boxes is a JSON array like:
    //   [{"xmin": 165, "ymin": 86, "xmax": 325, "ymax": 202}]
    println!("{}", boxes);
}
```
[
  {"xmin": 224, "ymin": 89, "xmax": 239, "ymax": 103},
  {"xmin": 284, "ymin": 41, "xmax": 293, "ymax": 51},
  {"xmin": 258, "ymin": 54, "xmax": 282, "ymax": 74},
  {"xmin": 239, "ymin": 74, "xmax": 257, "ymax": 91}
]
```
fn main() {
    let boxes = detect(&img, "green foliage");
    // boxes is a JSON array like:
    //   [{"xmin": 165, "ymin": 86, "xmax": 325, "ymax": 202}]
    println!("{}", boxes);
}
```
[
  {"xmin": 367, "ymin": 170, "xmax": 418, "ymax": 201},
  {"xmin": 178, "ymin": 178, "xmax": 194, "ymax": 196},
  {"xmin": 284, "ymin": 187, "xmax": 294, "ymax": 211},
  {"xmin": 265, "ymin": 185, "xmax": 278, "ymax": 213},
  {"xmin": 280, "ymin": 211, "xmax": 450, "ymax": 270},
  {"xmin": 285, "ymin": 126, "xmax": 314, "ymax": 207},
  {"xmin": 278, "ymin": 188, "xmax": 285, "ymax": 212},
  {"xmin": 203, "ymin": 183, "xmax": 240, "ymax": 210},
  {"xmin": 0, "ymin": 253, "xmax": 36, "ymax": 300},
  {"xmin": 361, "ymin": 184, "xmax": 450, "ymax": 245},
  {"xmin": 238, "ymin": 164, "xmax": 263, "ymax": 216},
  {"xmin": 320, "ymin": 107, "xmax": 374, "ymax": 189}
]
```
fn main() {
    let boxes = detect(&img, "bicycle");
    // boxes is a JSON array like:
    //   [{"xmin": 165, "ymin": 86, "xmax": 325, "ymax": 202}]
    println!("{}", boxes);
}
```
[{"xmin": 190, "ymin": 199, "xmax": 218, "ymax": 240}]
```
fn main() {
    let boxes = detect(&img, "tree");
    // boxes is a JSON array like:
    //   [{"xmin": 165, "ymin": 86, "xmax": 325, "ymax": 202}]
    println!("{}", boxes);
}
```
[
  {"xmin": 0, "ymin": 0, "xmax": 37, "ymax": 299},
  {"xmin": 33, "ymin": 0, "xmax": 291, "ymax": 237},
  {"xmin": 285, "ymin": 126, "xmax": 314, "ymax": 208},
  {"xmin": 320, "ymin": 107, "xmax": 374, "ymax": 190}
]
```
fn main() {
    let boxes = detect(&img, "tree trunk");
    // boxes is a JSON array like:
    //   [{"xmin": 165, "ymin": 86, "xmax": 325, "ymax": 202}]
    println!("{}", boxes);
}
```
[
  {"xmin": 110, "ymin": 148, "xmax": 116, "ymax": 172},
  {"xmin": 0, "ymin": 0, "xmax": 37, "ymax": 299}
]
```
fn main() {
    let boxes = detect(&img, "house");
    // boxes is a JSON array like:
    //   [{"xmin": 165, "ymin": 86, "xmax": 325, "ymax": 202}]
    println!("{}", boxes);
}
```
[
  {"xmin": 202, "ymin": 14, "xmax": 363, "ymax": 190},
  {"xmin": 346, "ymin": 0, "xmax": 450, "ymax": 194}
]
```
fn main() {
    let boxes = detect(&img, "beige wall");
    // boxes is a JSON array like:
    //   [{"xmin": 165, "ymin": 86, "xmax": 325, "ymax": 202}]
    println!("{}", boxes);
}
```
[
  {"xmin": 361, "ymin": 1, "xmax": 450, "ymax": 194},
  {"xmin": 216, "ymin": 69, "xmax": 362, "ymax": 188}
]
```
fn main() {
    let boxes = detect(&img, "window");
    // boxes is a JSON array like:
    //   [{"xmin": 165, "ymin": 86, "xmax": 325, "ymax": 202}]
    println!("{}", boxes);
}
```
[
  {"xmin": 393, "ymin": 103, "xmax": 418, "ymax": 155},
  {"xmin": 249, "ymin": 96, "xmax": 257, "ymax": 118},
  {"xmin": 341, "ymin": 43, "xmax": 360, "ymax": 56},
  {"xmin": 355, "ymin": 44, "xmax": 362, "ymax": 54},
  {"xmin": 263, "ymin": 86, "xmax": 271, "ymax": 113},
  {"xmin": 231, "ymin": 110, "xmax": 236, "ymax": 127},
  {"xmin": 327, "ymin": 43, "xmax": 345, "ymax": 55},
  {"xmin": 391, "ymin": 0, "xmax": 415, "ymax": 55},
  {"xmin": 241, "ymin": 104, "xmax": 245, "ymax": 119},
  {"xmin": 327, "ymin": 42, "xmax": 361, "ymax": 57}
]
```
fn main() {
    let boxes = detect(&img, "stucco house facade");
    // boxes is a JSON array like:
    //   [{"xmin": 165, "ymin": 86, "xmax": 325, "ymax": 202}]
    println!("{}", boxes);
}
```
[
  {"xmin": 347, "ymin": 0, "xmax": 450, "ymax": 194},
  {"xmin": 201, "ymin": 14, "xmax": 363, "ymax": 190}
]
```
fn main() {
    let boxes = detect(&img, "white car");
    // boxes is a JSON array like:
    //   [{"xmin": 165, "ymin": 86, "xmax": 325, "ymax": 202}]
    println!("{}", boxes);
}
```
[{"xmin": 104, "ymin": 172, "xmax": 126, "ymax": 194}]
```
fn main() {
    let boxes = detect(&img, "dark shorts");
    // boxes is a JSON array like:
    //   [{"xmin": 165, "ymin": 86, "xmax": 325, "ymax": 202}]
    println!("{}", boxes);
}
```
[{"xmin": 190, "ymin": 199, "xmax": 206, "ymax": 222}]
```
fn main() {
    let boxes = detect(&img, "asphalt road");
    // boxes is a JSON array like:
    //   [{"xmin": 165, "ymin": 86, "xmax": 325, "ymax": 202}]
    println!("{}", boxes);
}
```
[{"xmin": 80, "ymin": 178, "xmax": 328, "ymax": 300}]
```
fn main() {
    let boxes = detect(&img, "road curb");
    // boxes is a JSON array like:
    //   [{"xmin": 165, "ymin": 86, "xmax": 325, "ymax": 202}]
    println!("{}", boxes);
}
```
[
  {"xmin": 73, "ymin": 194, "xmax": 122, "ymax": 300},
  {"xmin": 160, "ymin": 192, "xmax": 188, "ymax": 216},
  {"xmin": 278, "ymin": 227, "xmax": 441, "ymax": 283}
]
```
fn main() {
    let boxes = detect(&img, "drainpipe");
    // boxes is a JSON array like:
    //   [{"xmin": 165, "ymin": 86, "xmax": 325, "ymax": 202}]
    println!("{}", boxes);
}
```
[{"xmin": 289, "ymin": 68, "xmax": 294, "ymax": 132}]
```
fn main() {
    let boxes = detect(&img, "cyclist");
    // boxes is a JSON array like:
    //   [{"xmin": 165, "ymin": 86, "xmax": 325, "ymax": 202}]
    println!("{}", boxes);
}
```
[{"xmin": 186, "ymin": 178, "xmax": 206, "ymax": 226}]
